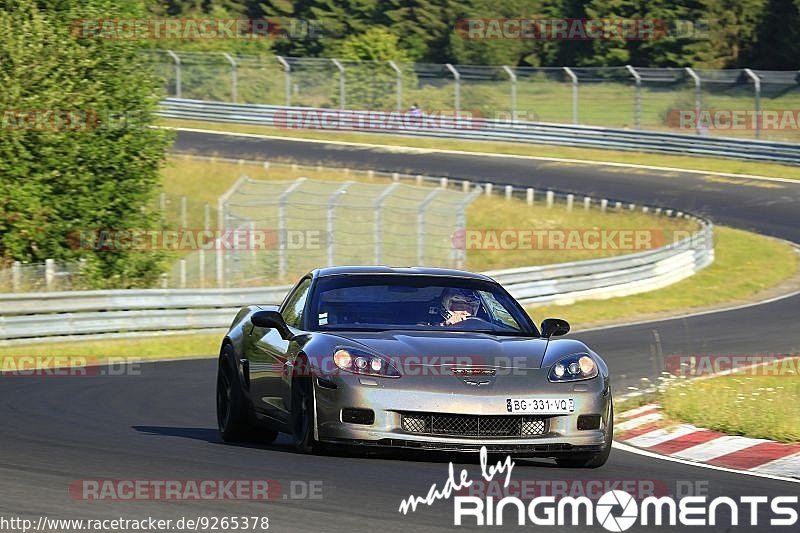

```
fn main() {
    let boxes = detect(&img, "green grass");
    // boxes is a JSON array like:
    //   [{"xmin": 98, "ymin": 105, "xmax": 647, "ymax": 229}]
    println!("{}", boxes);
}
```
[
  {"xmin": 528, "ymin": 227, "xmax": 798, "ymax": 330},
  {"xmin": 161, "ymin": 118, "xmax": 800, "ymax": 181},
  {"xmin": 0, "ymin": 333, "xmax": 220, "ymax": 362},
  {"xmin": 660, "ymin": 360, "xmax": 800, "ymax": 442}
]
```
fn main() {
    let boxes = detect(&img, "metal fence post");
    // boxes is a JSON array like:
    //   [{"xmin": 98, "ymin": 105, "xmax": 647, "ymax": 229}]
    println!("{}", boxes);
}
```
[
  {"xmin": 445, "ymin": 63, "xmax": 460, "ymax": 113},
  {"xmin": 11, "ymin": 260, "xmax": 20, "ymax": 291},
  {"xmin": 502, "ymin": 65, "xmax": 517, "ymax": 119},
  {"xmin": 685, "ymin": 67, "xmax": 701, "ymax": 135},
  {"xmin": 277, "ymin": 177, "xmax": 306, "ymax": 278},
  {"xmin": 276, "ymin": 56, "xmax": 291, "ymax": 106},
  {"xmin": 179, "ymin": 259, "xmax": 186, "ymax": 288},
  {"xmin": 223, "ymin": 53, "xmax": 237, "ymax": 103},
  {"xmin": 166, "ymin": 50, "xmax": 181, "ymax": 98},
  {"xmin": 373, "ymin": 183, "xmax": 399, "ymax": 264},
  {"xmin": 626, "ymin": 65, "xmax": 642, "ymax": 130},
  {"xmin": 45, "ymin": 258, "xmax": 55, "ymax": 291},
  {"xmin": 388, "ymin": 60, "xmax": 402, "ymax": 112},
  {"xmin": 417, "ymin": 189, "xmax": 441, "ymax": 265},
  {"xmin": 216, "ymin": 175, "xmax": 250, "ymax": 287},
  {"xmin": 180, "ymin": 196, "xmax": 187, "ymax": 228},
  {"xmin": 327, "ymin": 182, "xmax": 353, "ymax": 266},
  {"xmin": 198, "ymin": 202, "xmax": 209, "ymax": 287},
  {"xmin": 744, "ymin": 68, "xmax": 761, "ymax": 139},
  {"xmin": 331, "ymin": 59, "xmax": 345, "ymax": 109},
  {"xmin": 455, "ymin": 187, "xmax": 483, "ymax": 268},
  {"xmin": 563, "ymin": 67, "xmax": 578, "ymax": 124}
]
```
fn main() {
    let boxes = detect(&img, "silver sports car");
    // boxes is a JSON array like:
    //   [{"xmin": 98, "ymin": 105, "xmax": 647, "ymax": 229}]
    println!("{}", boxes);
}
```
[{"xmin": 216, "ymin": 266, "xmax": 613, "ymax": 467}]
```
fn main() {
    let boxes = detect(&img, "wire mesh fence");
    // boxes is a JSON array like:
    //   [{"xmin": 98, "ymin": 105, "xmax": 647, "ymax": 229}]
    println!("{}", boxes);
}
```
[
  {"xmin": 211, "ymin": 176, "xmax": 480, "ymax": 287},
  {"xmin": 144, "ymin": 50, "xmax": 800, "ymax": 142}
]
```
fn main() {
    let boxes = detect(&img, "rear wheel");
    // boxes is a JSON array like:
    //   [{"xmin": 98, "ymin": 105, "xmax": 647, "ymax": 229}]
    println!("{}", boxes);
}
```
[
  {"xmin": 556, "ymin": 398, "xmax": 613, "ymax": 468},
  {"xmin": 216, "ymin": 345, "xmax": 278, "ymax": 444}
]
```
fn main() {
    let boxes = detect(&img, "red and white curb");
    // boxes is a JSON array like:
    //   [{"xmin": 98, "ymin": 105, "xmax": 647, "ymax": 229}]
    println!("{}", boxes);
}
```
[{"xmin": 615, "ymin": 403, "xmax": 800, "ymax": 479}]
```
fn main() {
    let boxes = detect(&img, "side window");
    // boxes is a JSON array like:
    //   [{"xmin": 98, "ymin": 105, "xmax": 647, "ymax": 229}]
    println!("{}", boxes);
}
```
[
  {"xmin": 479, "ymin": 291, "xmax": 521, "ymax": 330},
  {"xmin": 281, "ymin": 278, "xmax": 312, "ymax": 329}
]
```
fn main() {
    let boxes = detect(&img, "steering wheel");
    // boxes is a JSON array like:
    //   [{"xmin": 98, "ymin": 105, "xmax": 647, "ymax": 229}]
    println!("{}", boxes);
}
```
[{"xmin": 450, "ymin": 316, "xmax": 492, "ymax": 328}]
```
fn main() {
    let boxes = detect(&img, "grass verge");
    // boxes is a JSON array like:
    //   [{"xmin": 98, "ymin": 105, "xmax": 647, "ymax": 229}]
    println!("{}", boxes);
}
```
[
  {"xmin": 161, "ymin": 118, "xmax": 800, "ymax": 181},
  {"xmin": 0, "ymin": 333, "xmax": 221, "ymax": 363},
  {"xmin": 659, "ymin": 358, "xmax": 800, "ymax": 442}
]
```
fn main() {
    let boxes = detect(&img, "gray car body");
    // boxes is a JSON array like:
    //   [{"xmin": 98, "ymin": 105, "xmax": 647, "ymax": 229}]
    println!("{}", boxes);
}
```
[{"xmin": 221, "ymin": 266, "xmax": 612, "ymax": 456}]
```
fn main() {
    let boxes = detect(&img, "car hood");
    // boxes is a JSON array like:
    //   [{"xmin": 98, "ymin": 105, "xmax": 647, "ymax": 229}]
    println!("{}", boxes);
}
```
[{"xmin": 324, "ymin": 330, "xmax": 548, "ymax": 369}]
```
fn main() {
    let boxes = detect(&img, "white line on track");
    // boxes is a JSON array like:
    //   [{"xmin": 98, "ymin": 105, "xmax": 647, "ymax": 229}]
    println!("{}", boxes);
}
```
[
  {"xmin": 751, "ymin": 453, "xmax": 800, "ymax": 478},
  {"xmin": 612, "ymin": 441, "xmax": 800, "ymax": 484}
]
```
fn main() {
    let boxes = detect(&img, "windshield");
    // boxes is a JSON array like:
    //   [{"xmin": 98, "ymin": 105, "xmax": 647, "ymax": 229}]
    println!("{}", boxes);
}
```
[{"xmin": 309, "ymin": 274, "xmax": 536, "ymax": 335}]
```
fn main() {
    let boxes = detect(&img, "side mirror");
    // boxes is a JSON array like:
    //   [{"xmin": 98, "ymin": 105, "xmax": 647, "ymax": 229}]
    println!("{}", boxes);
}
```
[
  {"xmin": 540, "ymin": 318, "xmax": 570, "ymax": 339},
  {"xmin": 252, "ymin": 310, "xmax": 294, "ymax": 340}
]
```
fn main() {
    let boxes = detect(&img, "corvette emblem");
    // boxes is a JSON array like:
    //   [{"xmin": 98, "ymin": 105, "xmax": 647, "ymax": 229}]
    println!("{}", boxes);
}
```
[
  {"xmin": 451, "ymin": 367, "xmax": 496, "ymax": 376},
  {"xmin": 452, "ymin": 367, "xmax": 496, "ymax": 386}
]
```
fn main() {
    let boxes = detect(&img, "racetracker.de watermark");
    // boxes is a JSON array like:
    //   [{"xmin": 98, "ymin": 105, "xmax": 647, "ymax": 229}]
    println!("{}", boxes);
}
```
[
  {"xmin": 667, "ymin": 109, "xmax": 800, "ymax": 131},
  {"xmin": 0, "ymin": 356, "xmax": 141, "ymax": 377},
  {"xmin": 450, "ymin": 229, "xmax": 678, "ymax": 251},
  {"xmin": 455, "ymin": 18, "xmax": 669, "ymax": 40},
  {"xmin": 1, "ymin": 109, "xmax": 97, "ymax": 132},
  {"xmin": 457, "ymin": 479, "xmax": 716, "ymax": 500},
  {"xmin": 69, "ymin": 479, "xmax": 322, "ymax": 501},
  {"xmin": 273, "ymin": 109, "xmax": 485, "ymax": 131},
  {"xmin": 664, "ymin": 354, "xmax": 799, "ymax": 377},
  {"xmin": 297, "ymin": 355, "xmax": 533, "ymax": 377},
  {"xmin": 2, "ymin": 109, "xmax": 153, "ymax": 132},
  {"xmin": 70, "ymin": 18, "xmax": 279, "ymax": 40},
  {"xmin": 70, "ymin": 229, "xmax": 324, "ymax": 251}
]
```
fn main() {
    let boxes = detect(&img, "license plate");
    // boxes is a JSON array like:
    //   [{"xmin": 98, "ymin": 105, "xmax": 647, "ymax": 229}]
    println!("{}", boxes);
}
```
[{"xmin": 506, "ymin": 398, "xmax": 574, "ymax": 414}]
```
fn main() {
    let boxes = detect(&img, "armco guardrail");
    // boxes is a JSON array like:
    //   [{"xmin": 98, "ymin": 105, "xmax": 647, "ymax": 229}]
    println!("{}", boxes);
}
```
[
  {"xmin": 0, "ymin": 220, "xmax": 712, "ymax": 343},
  {"xmin": 159, "ymin": 98, "xmax": 800, "ymax": 164}
]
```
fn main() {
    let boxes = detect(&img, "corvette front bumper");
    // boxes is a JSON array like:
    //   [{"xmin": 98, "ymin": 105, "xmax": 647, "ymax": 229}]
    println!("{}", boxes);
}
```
[{"xmin": 312, "ymin": 368, "xmax": 611, "ymax": 456}]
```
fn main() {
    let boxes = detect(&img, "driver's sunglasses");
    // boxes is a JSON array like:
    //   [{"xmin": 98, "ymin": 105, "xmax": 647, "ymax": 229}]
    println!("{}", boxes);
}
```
[{"xmin": 448, "ymin": 297, "xmax": 479, "ymax": 311}]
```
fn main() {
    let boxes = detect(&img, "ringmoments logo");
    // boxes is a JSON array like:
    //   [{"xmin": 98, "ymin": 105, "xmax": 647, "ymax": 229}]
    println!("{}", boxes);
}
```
[{"xmin": 398, "ymin": 447, "xmax": 799, "ymax": 530}]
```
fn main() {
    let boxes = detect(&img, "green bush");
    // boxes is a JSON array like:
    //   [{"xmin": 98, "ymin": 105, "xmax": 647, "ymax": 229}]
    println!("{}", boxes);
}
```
[{"xmin": 0, "ymin": 0, "xmax": 172, "ymax": 288}]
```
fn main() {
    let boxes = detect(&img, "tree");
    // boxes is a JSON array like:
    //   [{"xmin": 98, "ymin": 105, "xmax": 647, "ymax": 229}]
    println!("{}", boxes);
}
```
[
  {"xmin": 333, "ymin": 27, "xmax": 414, "ymax": 109},
  {"xmin": 0, "ymin": 0, "xmax": 172, "ymax": 287}
]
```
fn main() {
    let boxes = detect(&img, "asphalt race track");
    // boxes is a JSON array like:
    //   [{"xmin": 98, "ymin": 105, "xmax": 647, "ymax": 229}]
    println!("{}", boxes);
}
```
[{"xmin": 2, "ymin": 130, "xmax": 799, "ymax": 532}]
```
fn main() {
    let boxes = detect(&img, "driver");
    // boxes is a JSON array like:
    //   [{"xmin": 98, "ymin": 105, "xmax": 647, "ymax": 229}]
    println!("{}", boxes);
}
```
[{"xmin": 439, "ymin": 288, "xmax": 481, "ymax": 326}]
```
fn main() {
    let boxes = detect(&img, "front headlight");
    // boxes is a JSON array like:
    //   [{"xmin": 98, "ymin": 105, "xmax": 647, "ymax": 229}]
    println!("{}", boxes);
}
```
[
  {"xmin": 548, "ymin": 353, "xmax": 597, "ymax": 382},
  {"xmin": 332, "ymin": 347, "xmax": 400, "ymax": 378}
]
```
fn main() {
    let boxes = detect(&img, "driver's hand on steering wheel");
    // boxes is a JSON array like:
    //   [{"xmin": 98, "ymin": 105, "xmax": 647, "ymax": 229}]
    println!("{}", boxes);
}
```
[{"xmin": 442, "ymin": 310, "xmax": 471, "ymax": 326}]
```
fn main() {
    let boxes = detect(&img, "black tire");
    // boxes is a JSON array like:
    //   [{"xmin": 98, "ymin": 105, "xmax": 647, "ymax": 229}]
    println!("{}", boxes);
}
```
[
  {"xmin": 556, "ymin": 398, "xmax": 613, "ymax": 469},
  {"xmin": 291, "ymin": 372, "xmax": 320, "ymax": 454},
  {"xmin": 216, "ymin": 345, "xmax": 279, "ymax": 444}
]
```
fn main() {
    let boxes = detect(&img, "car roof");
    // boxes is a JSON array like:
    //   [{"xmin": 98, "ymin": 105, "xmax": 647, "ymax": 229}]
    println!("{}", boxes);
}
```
[{"xmin": 311, "ymin": 265, "xmax": 494, "ymax": 282}]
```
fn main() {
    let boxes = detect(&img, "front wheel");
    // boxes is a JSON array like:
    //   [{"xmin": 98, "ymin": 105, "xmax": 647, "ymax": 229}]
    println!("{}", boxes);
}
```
[
  {"xmin": 291, "ymin": 375, "xmax": 321, "ymax": 454},
  {"xmin": 556, "ymin": 399, "xmax": 613, "ymax": 468}
]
